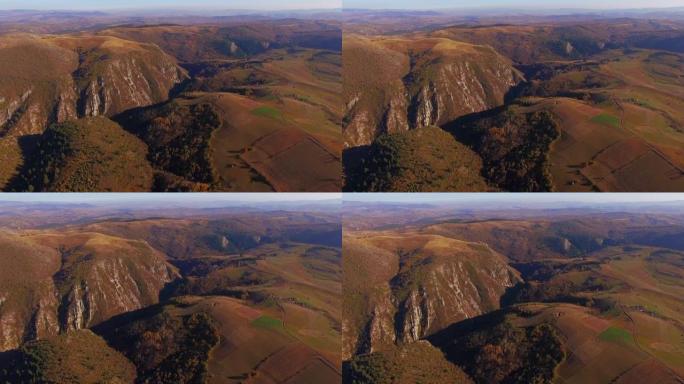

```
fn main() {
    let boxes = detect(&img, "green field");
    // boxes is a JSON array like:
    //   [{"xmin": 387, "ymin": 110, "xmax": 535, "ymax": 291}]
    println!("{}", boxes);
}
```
[
  {"xmin": 599, "ymin": 326, "xmax": 634, "ymax": 345},
  {"xmin": 252, "ymin": 315, "xmax": 285, "ymax": 331},
  {"xmin": 590, "ymin": 113, "xmax": 620, "ymax": 128},
  {"xmin": 251, "ymin": 106, "xmax": 283, "ymax": 120},
  {"xmin": 599, "ymin": 326, "xmax": 634, "ymax": 344}
]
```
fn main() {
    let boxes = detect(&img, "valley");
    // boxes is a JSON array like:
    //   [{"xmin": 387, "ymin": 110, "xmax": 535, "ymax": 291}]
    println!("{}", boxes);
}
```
[
  {"xmin": 0, "ymin": 195, "xmax": 342, "ymax": 383},
  {"xmin": 342, "ymin": 196, "xmax": 684, "ymax": 383},
  {"xmin": 343, "ymin": 12, "xmax": 684, "ymax": 192},
  {"xmin": 0, "ymin": 12, "xmax": 342, "ymax": 192}
]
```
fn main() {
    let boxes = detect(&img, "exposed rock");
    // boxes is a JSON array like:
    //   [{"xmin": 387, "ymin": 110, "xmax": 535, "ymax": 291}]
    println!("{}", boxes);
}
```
[
  {"xmin": 355, "ymin": 293, "xmax": 396, "ymax": 355},
  {"xmin": 229, "ymin": 41, "xmax": 239, "ymax": 54},
  {"xmin": 344, "ymin": 233, "xmax": 520, "ymax": 357},
  {"xmin": 562, "ymin": 238, "xmax": 573, "ymax": 253},
  {"xmin": 0, "ymin": 35, "xmax": 187, "ymax": 139},
  {"xmin": 221, "ymin": 236, "xmax": 230, "ymax": 249},
  {"xmin": 0, "ymin": 232, "xmax": 178, "ymax": 351},
  {"xmin": 394, "ymin": 253, "xmax": 518, "ymax": 343},
  {"xmin": 565, "ymin": 41, "xmax": 575, "ymax": 55},
  {"xmin": 343, "ymin": 35, "xmax": 521, "ymax": 147}
]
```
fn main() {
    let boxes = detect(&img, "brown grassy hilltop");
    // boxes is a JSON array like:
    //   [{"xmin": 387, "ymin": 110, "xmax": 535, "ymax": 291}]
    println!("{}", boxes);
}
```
[
  {"xmin": 0, "ymin": 34, "xmax": 186, "ymax": 137},
  {"xmin": 0, "ymin": 231, "xmax": 178, "ymax": 352},
  {"xmin": 0, "ymin": 33, "xmax": 186, "ymax": 190},
  {"xmin": 343, "ymin": 35, "xmax": 521, "ymax": 147},
  {"xmin": 343, "ymin": 231, "xmax": 520, "ymax": 358}
]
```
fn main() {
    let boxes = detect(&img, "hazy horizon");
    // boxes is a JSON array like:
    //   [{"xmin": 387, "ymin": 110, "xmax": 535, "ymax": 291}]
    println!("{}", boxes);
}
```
[
  {"xmin": 0, "ymin": 0, "xmax": 341, "ymax": 11},
  {"xmin": 1, "ymin": 0, "xmax": 682, "ymax": 12},
  {"xmin": 343, "ymin": 0, "xmax": 684, "ymax": 10},
  {"xmin": 344, "ymin": 193, "xmax": 684, "ymax": 204},
  {"xmin": 0, "ymin": 193, "xmax": 342, "ymax": 205}
]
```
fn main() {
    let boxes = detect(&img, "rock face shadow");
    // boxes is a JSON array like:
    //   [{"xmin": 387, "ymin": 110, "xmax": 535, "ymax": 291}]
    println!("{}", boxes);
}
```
[{"xmin": 3, "ymin": 134, "xmax": 41, "ymax": 192}]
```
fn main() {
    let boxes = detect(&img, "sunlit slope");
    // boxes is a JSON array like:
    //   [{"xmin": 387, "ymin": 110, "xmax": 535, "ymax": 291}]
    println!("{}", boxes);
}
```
[
  {"xmin": 344, "ymin": 231, "xmax": 520, "ymax": 358},
  {"xmin": 343, "ymin": 34, "xmax": 521, "ymax": 147},
  {"xmin": 475, "ymin": 49, "xmax": 684, "ymax": 191},
  {"xmin": 0, "ymin": 230, "xmax": 178, "ymax": 351},
  {"xmin": 9, "ymin": 116, "xmax": 154, "ymax": 192},
  {"xmin": 344, "ymin": 126, "xmax": 487, "ymax": 192},
  {"xmin": 119, "ymin": 92, "xmax": 341, "ymax": 192},
  {"xmin": 0, "ymin": 34, "xmax": 186, "ymax": 190}
]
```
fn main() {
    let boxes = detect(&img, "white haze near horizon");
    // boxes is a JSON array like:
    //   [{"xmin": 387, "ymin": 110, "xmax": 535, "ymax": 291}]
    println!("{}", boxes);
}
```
[
  {"xmin": 343, "ymin": 0, "xmax": 684, "ymax": 9},
  {"xmin": 0, "ymin": 193, "xmax": 342, "ymax": 204},
  {"xmin": 343, "ymin": 193, "xmax": 684, "ymax": 204},
  {"xmin": 0, "ymin": 0, "xmax": 340, "ymax": 10},
  {"xmin": 4, "ymin": 0, "xmax": 680, "ymax": 11}
]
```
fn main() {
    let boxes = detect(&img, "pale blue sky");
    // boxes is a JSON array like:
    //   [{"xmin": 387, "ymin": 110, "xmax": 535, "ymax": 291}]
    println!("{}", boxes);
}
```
[
  {"xmin": 0, "ymin": 193, "xmax": 341, "ymax": 204},
  {"xmin": 0, "ymin": 0, "xmax": 678, "ymax": 11},
  {"xmin": 343, "ymin": 0, "xmax": 684, "ymax": 9},
  {"xmin": 0, "ymin": 0, "xmax": 340, "ymax": 10},
  {"xmin": 344, "ymin": 193, "xmax": 684, "ymax": 203}
]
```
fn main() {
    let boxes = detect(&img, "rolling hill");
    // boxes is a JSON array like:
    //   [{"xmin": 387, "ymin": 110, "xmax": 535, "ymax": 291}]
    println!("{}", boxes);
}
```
[
  {"xmin": 343, "ymin": 34, "xmax": 521, "ymax": 147},
  {"xmin": 0, "ymin": 17, "xmax": 342, "ymax": 192},
  {"xmin": 0, "ymin": 201, "xmax": 342, "ymax": 383},
  {"xmin": 343, "ymin": 17, "xmax": 684, "ymax": 191},
  {"xmin": 343, "ymin": 202, "xmax": 684, "ymax": 383},
  {"xmin": 0, "ymin": 231, "xmax": 178, "ymax": 352},
  {"xmin": 8, "ymin": 117, "xmax": 154, "ymax": 192},
  {"xmin": 344, "ymin": 126, "xmax": 488, "ymax": 192},
  {"xmin": 0, "ymin": 330, "xmax": 136, "ymax": 384},
  {"xmin": 343, "ymin": 232, "xmax": 519, "ymax": 358}
]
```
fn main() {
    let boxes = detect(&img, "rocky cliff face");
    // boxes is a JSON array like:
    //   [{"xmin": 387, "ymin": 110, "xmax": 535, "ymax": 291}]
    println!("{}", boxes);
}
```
[
  {"xmin": 405, "ymin": 55, "xmax": 519, "ymax": 130},
  {"xmin": 343, "ymin": 232, "xmax": 519, "ymax": 359},
  {"xmin": 0, "ymin": 231, "xmax": 178, "ymax": 351},
  {"xmin": 343, "ymin": 234, "xmax": 399, "ymax": 359},
  {"xmin": 392, "ymin": 247, "xmax": 516, "ymax": 343},
  {"xmin": 343, "ymin": 35, "xmax": 521, "ymax": 147},
  {"xmin": 0, "ymin": 35, "xmax": 186, "ymax": 138}
]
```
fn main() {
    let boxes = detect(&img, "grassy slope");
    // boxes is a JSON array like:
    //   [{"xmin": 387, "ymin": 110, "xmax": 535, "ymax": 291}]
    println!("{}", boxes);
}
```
[
  {"xmin": 0, "ymin": 330, "xmax": 136, "ymax": 384},
  {"xmin": 344, "ymin": 341, "xmax": 473, "ymax": 384},
  {"xmin": 345, "ymin": 126, "xmax": 488, "ymax": 192},
  {"xmin": 505, "ymin": 50, "xmax": 684, "ymax": 192},
  {"xmin": 343, "ymin": 34, "xmax": 519, "ymax": 148},
  {"xmin": 347, "ymin": 214, "xmax": 684, "ymax": 383},
  {"xmin": 199, "ymin": 92, "xmax": 341, "ymax": 192},
  {"xmin": 10, "ymin": 116, "xmax": 154, "ymax": 192},
  {"xmin": 499, "ymin": 245, "xmax": 684, "ymax": 382}
]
